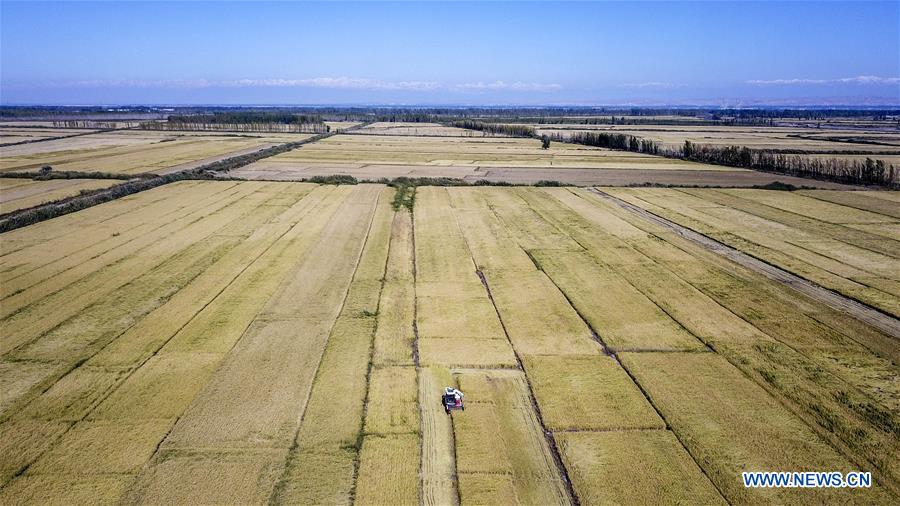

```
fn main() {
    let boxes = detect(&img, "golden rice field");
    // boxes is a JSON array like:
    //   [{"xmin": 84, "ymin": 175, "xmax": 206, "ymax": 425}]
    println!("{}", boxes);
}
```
[
  {"xmin": 605, "ymin": 188, "xmax": 900, "ymax": 317},
  {"xmin": 1, "ymin": 178, "xmax": 120, "ymax": 214},
  {"xmin": 0, "ymin": 130, "xmax": 312, "ymax": 175},
  {"xmin": 1, "ymin": 180, "xmax": 896, "ymax": 504}
]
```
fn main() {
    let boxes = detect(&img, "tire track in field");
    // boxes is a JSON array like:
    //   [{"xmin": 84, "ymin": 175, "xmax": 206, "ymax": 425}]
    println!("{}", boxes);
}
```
[{"xmin": 590, "ymin": 188, "xmax": 900, "ymax": 339}]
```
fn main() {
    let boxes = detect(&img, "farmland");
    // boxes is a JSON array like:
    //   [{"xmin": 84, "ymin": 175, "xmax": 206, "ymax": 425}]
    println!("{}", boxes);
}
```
[
  {"xmin": 0, "ymin": 130, "xmax": 313, "ymax": 175},
  {"xmin": 1, "ymin": 178, "xmax": 120, "ymax": 213},
  {"xmin": 1, "ymin": 176, "xmax": 896, "ymax": 504},
  {"xmin": 231, "ymin": 133, "xmax": 856, "ymax": 187}
]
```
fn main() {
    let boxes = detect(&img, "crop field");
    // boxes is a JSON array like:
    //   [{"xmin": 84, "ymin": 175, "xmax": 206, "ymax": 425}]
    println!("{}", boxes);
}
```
[
  {"xmin": 604, "ymin": 188, "xmax": 900, "ymax": 317},
  {"xmin": 1, "ymin": 180, "xmax": 897, "ymax": 504},
  {"xmin": 225, "ymin": 132, "xmax": 856, "ymax": 187},
  {"xmin": 0, "ymin": 178, "xmax": 120, "ymax": 213},
  {"xmin": 0, "ymin": 127, "xmax": 98, "ymax": 144},
  {"xmin": 0, "ymin": 130, "xmax": 312, "ymax": 175},
  {"xmin": 354, "ymin": 122, "xmax": 478, "ymax": 136}
]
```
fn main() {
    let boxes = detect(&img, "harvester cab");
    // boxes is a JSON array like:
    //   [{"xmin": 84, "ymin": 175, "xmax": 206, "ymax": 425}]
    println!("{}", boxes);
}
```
[{"xmin": 442, "ymin": 386, "xmax": 465, "ymax": 414}]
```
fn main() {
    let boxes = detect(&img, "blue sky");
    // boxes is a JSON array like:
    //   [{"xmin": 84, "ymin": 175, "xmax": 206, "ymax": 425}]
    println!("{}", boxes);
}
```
[{"xmin": 2, "ymin": 1, "xmax": 898, "ymax": 106}]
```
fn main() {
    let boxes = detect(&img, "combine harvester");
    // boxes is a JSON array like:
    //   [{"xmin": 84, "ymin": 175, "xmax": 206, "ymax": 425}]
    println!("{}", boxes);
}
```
[{"xmin": 441, "ymin": 386, "xmax": 465, "ymax": 414}]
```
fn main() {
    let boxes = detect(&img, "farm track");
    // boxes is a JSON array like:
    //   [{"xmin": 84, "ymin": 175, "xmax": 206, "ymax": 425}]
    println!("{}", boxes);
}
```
[{"xmin": 590, "ymin": 188, "xmax": 900, "ymax": 339}]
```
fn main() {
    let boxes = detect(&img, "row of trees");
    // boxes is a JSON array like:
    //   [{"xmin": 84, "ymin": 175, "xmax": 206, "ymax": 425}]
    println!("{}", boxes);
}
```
[
  {"xmin": 167, "ymin": 112, "xmax": 324, "ymax": 125},
  {"xmin": 51, "ymin": 121, "xmax": 129, "ymax": 129},
  {"xmin": 140, "ymin": 121, "xmax": 329, "ymax": 134},
  {"xmin": 680, "ymin": 141, "xmax": 896, "ymax": 186},
  {"xmin": 547, "ymin": 131, "xmax": 661, "ymax": 154},
  {"xmin": 449, "ymin": 120, "xmax": 535, "ymax": 137}
]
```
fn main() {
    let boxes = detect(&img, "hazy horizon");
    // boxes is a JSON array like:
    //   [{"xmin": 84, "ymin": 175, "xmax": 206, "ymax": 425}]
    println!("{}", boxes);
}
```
[{"xmin": 2, "ymin": 1, "xmax": 899, "ymax": 107}]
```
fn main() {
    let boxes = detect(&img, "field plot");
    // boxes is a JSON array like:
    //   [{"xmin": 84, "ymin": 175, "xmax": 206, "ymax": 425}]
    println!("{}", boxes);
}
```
[
  {"xmin": 604, "ymin": 188, "xmax": 900, "ymax": 317},
  {"xmin": 0, "ymin": 177, "xmax": 120, "ymax": 213},
  {"xmin": 1, "ymin": 181, "xmax": 897, "ymax": 505},
  {"xmin": 0, "ymin": 130, "xmax": 310, "ymax": 175},
  {"xmin": 354, "ymin": 122, "xmax": 477, "ymax": 136},
  {"xmin": 232, "ymin": 132, "xmax": 857, "ymax": 187},
  {"xmin": 0, "ymin": 127, "xmax": 97, "ymax": 144}
]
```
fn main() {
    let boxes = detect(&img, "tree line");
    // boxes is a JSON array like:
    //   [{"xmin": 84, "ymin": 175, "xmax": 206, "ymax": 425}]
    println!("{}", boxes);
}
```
[
  {"xmin": 679, "ymin": 141, "xmax": 896, "ymax": 186},
  {"xmin": 551, "ymin": 130, "xmax": 896, "ymax": 186},
  {"xmin": 449, "ymin": 120, "xmax": 535, "ymax": 137},
  {"xmin": 546, "ymin": 131, "xmax": 661, "ymax": 154}
]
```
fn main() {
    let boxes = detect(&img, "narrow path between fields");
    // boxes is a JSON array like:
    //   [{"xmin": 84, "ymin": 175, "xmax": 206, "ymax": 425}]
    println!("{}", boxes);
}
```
[{"xmin": 589, "ymin": 188, "xmax": 900, "ymax": 339}]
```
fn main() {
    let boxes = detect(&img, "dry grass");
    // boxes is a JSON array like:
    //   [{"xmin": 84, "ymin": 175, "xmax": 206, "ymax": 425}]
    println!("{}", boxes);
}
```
[
  {"xmin": 620, "ymin": 352, "xmax": 893, "ymax": 504},
  {"xmin": 523, "ymin": 355, "xmax": 663, "ymax": 431},
  {"xmin": 557, "ymin": 430, "xmax": 724, "ymax": 505},
  {"xmin": 354, "ymin": 434, "xmax": 420, "ymax": 505}
]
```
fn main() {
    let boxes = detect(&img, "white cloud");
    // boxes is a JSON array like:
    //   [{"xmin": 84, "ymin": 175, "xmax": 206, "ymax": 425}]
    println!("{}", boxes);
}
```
[
  {"xmin": 453, "ymin": 80, "xmax": 562, "ymax": 92},
  {"xmin": 747, "ymin": 75, "xmax": 900, "ymax": 85}
]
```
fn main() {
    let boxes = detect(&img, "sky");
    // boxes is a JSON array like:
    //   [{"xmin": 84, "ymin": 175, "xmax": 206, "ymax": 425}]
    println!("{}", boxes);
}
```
[{"xmin": 1, "ymin": 1, "xmax": 899, "ymax": 106}]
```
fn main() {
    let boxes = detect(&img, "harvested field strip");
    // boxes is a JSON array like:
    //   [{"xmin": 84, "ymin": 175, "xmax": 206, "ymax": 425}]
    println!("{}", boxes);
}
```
[
  {"xmin": 269, "ymin": 188, "xmax": 393, "ymax": 505},
  {"xmin": 1, "ymin": 181, "xmax": 246, "ymax": 306},
  {"xmin": 568, "ymin": 188, "xmax": 900, "ymax": 493},
  {"xmin": 0, "ymin": 178, "xmax": 119, "ymax": 214},
  {"xmin": 557, "ymin": 431, "xmax": 725, "ymax": 505},
  {"xmin": 452, "ymin": 369, "xmax": 570, "ymax": 506},
  {"xmin": 620, "ymin": 352, "xmax": 893, "ymax": 504},
  {"xmin": 126, "ymin": 186, "xmax": 382, "ymax": 503},
  {"xmin": 419, "ymin": 366, "xmax": 459, "ymax": 506},
  {"xmin": 797, "ymin": 190, "xmax": 900, "ymax": 219},
  {"xmin": 0, "ymin": 182, "xmax": 281, "ymax": 353},
  {"xmin": 608, "ymin": 188, "xmax": 900, "ymax": 316}
]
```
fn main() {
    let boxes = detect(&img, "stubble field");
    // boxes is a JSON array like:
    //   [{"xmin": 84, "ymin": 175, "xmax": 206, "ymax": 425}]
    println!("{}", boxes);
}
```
[{"xmin": 1, "ymin": 179, "xmax": 896, "ymax": 504}]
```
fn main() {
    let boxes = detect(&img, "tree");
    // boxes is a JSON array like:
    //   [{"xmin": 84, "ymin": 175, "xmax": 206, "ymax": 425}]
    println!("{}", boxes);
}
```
[{"xmin": 541, "ymin": 135, "xmax": 551, "ymax": 149}]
